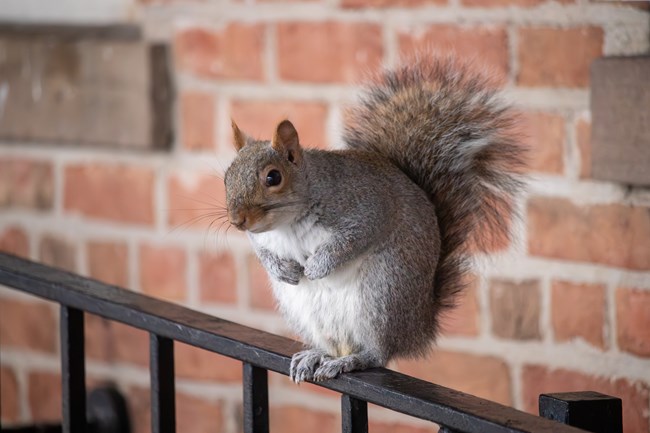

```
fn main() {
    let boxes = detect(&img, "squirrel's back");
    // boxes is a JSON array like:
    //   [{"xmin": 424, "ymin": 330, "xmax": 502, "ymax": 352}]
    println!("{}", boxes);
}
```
[{"xmin": 344, "ymin": 56, "xmax": 526, "ymax": 313}]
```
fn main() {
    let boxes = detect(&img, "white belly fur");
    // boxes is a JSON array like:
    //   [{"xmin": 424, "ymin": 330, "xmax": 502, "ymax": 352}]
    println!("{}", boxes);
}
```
[{"xmin": 249, "ymin": 219, "xmax": 368, "ymax": 356}]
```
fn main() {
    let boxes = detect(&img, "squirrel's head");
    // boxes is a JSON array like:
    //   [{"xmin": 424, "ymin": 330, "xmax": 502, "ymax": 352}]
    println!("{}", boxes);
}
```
[{"xmin": 224, "ymin": 119, "xmax": 307, "ymax": 233}]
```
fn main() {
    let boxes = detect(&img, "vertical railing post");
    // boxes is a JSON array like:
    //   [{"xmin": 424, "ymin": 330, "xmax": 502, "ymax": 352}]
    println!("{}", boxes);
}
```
[
  {"xmin": 242, "ymin": 362, "xmax": 269, "ymax": 433},
  {"xmin": 539, "ymin": 391, "xmax": 623, "ymax": 433},
  {"xmin": 60, "ymin": 306, "xmax": 86, "ymax": 433},
  {"xmin": 342, "ymin": 394, "xmax": 368, "ymax": 433},
  {"xmin": 150, "ymin": 334, "xmax": 175, "ymax": 433}
]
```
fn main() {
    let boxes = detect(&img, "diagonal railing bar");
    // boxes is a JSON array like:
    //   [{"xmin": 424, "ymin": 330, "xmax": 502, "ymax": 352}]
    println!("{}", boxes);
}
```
[{"xmin": 0, "ymin": 253, "xmax": 588, "ymax": 433}]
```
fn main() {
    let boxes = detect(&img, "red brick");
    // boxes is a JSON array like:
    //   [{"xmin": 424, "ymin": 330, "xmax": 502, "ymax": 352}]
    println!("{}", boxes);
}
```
[
  {"xmin": 517, "ymin": 27, "xmax": 603, "ymax": 87},
  {"xmin": 64, "ymin": 163, "xmax": 154, "ymax": 225},
  {"xmin": 343, "ymin": 0, "xmax": 446, "ymax": 7},
  {"xmin": 167, "ymin": 171, "xmax": 227, "ymax": 232},
  {"xmin": 28, "ymin": 371, "xmax": 61, "ymax": 422},
  {"xmin": 398, "ymin": 350, "xmax": 512, "ymax": 405},
  {"xmin": 521, "ymin": 111, "xmax": 565, "ymax": 174},
  {"xmin": 175, "ymin": 341, "xmax": 243, "ymax": 382},
  {"xmin": 0, "ymin": 298, "xmax": 57, "ymax": 353},
  {"xmin": 84, "ymin": 314, "xmax": 149, "ymax": 366},
  {"xmin": 139, "ymin": 244, "xmax": 187, "ymax": 301},
  {"xmin": 0, "ymin": 226, "xmax": 29, "ymax": 258},
  {"xmin": 576, "ymin": 117, "xmax": 591, "ymax": 178},
  {"xmin": 369, "ymin": 421, "xmax": 436, "ymax": 433},
  {"xmin": 277, "ymin": 22, "xmax": 383, "ymax": 83},
  {"xmin": 441, "ymin": 277, "xmax": 480, "ymax": 336},
  {"xmin": 176, "ymin": 392, "xmax": 224, "ymax": 433},
  {"xmin": 270, "ymin": 406, "xmax": 339, "ymax": 433},
  {"xmin": 551, "ymin": 281, "xmax": 606, "ymax": 348},
  {"xmin": 0, "ymin": 158, "xmax": 54, "ymax": 210},
  {"xmin": 87, "ymin": 241, "xmax": 128, "ymax": 287},
  {"xmin": 198, "ymin": 251, "xmax": 237, "ymax": 304},
  {"xmin": 181, "ymin": 92, "xmax": 215, "ymax": 151},
  {"xmin": 461, "ymin": 0, "xmax": 545, "ymax": 6},
  {"xmin": 248, "ymin": 254, "xmax": 275, "ymax": 310},
  {"xmin": 398, "ymin": 25, "xmax": 509, "ymax": 85},
  {"xmin": 522, "ymin": 365, "xmax": 649, "ymax": 433},
  {"xmin": 527, "ymin": 197, "xmax": 650, "ymax": 270},
  {"xmin": 490, "ymin": 279, "xmax": 541, "ymax": 340},
  {"xmin": 39, "ymin": 234, "xmax": 77, "ymax": 273},
  {"xmin": 230, "ymin": 100, "xmax": 328, "ymax": 149},
  {"xmin": 175, "ymin": 24, "xmax": 265, "ymax": 81},
  {"xmin": 128, "ymin": 387, "xmax": 223, "ymax": 433},
  {"xmin": 1, "ymin": 366, "xmax": 19, "ymax": 422},
  {"xmin": 616, "ymin": 287, "xmax": 650, "ymax": 357}
]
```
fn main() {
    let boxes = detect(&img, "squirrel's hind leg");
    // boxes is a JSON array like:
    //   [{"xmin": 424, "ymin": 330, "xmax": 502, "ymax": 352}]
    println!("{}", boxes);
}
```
[
  {"xmin": 290, "ymin": 348, "xmax": 331, "ymax": 383},
  {"xmin": 311, "ymin": 350, "xmax": 383, "ymax": 382}
]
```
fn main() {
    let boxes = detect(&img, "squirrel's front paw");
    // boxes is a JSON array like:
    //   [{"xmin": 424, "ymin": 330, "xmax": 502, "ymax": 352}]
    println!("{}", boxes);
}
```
[
  {"xmin": 275, "ymin": 259, "xmax": 304, "ymax": 285},
  {"xmin": 304, "ymin": 255, "xmax": 331, "ymax": 280}
]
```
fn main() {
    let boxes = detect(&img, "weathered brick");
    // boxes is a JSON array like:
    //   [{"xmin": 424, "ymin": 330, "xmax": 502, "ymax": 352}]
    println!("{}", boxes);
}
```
[
  {"xmin": 0, "ymin": 298, "xmax": 57, "ymax": 353},
  {"xmin": 139, "ymin": 244, "xmax": 187, "ymax": 301},
  {"xmin": 87, "ymin": 241, "xmax": 128, "ymax": 287},
  {"xmin": 551, "ymin": 280, "xmax": 606, "ymax": 348},
  {"xmin": 398, "ymin": 25, "xmax": 509, "ymax": 85},
  {"xmin": 248, "ymin": 254, "xmax": 275, "ymax": 310},
  {"xmin": 175, "ymin": 341, "xmax": 243, "ymax": 382},
  {"xmin": 39, "ymin": 234, "xmax": 77, "ymax": 273},
  {"xmin": 1, "ymin": 366, "xmax": 19, "ymax": 422},
  {"xmin": 277, "ymin": 22, "xmax": 383, "ymax": 83},
  {"xmin": 230, "ymin": 100, "xmax": 328, "ymax": 149},
  {"xmin": 521, "ymin": 111, "xmax": 565, "ymax": 174},
  {"xmin": 398, "ymin": 350, "xmax": 512, "ymax": 405},
  {"xmin": 85, "ymin": 314, "xmax": 149, "ymax": 366},
  {"xmin": 198, "ymin": 251, "xmax": 237, "ymax": 304},
  {"xmin": 441, "ymin": 277, "xmax": 480, "ymax": 336},
  {"xmin": 343, "ymin": 0, "xmax": 446, "ymax": 7},
  {"xmin": 28, "ymin": 371, "xmax": 61, "ymax": 422},
  {"xmin": 616, "ymin": 287, "xmax": 650, "ymax": 357},
  {"xmin": 0, "ymin": 158, "xmax": 54, "ymax": 210},
  {"xmin": 270, "ymin": 406, "xmax": 339, "ymax": 433},
  {"xmin": 576, "ymin": 117, "xmax": 592, "ymax": 178},
  {"xmin": 490, "ymin": 279, "xmax": 541, "ymax": 340},
  {"xmin": 181, "ymin": 91, "xmax": 215, "ymax": 151},
  {"xmin": 517, "ymin": 27, "xmax": 603, "ymax": 87},
  {"xmin": 522, "ymin": 365, "xmax": 650, "ymax": 433},
  {"xmin": 175, "ymin": 24, "xmax": 265, "ymax": 81},
  {"xmin": 64, "ymin": 163, "xmax": 154, "ymax": 225},
  {"xmin": 167, "ymin": 171, "xmax": 227, "ymax": 231},
  {"xmin": 0, "ymin": 226, "xmax": 29, "ymax": 258},
  {"xmin": 527, "ymin": 197, "xmax": 650, "ymax": 270}
]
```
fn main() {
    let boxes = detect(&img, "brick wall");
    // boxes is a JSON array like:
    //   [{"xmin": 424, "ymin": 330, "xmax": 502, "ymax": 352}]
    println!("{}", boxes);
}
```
[{"xmin": 1, "ymin": 1, "xmax": 650, "ymax": 432}]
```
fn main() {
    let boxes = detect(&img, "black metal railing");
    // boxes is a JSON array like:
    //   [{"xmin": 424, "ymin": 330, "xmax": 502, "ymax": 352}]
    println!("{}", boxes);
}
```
[{"xmin": 0, "ymin": 253, "xmax": 623, "ymax": 433}]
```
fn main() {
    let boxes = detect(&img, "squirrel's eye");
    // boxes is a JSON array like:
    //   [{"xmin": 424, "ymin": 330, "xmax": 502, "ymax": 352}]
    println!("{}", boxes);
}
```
[{"xmin": 265, "ymin": 169, "xmax": 282, "ymax": 187}]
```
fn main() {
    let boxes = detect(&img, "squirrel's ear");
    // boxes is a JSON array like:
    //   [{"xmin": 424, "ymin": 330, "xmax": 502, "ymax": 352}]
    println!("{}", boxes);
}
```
[
  {"xmin": 231, "ymin": 120, "xmax": 248, "ymax": 152},
  {"xmin": 272, "ymin": 120, "xmax": 303, "ymax": 164}
]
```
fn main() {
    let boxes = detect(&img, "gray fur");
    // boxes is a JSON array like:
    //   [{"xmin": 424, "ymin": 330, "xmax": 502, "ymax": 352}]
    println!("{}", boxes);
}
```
[{"xmin": 224, "ymin": 56, "xmax": 526, "ymax": 382}]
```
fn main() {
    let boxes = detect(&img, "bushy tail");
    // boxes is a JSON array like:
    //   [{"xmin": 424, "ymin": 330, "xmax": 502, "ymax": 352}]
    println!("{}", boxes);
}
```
[{"xmin": 344, "ymin": 56, "xmax": 526, "ymax": 310}]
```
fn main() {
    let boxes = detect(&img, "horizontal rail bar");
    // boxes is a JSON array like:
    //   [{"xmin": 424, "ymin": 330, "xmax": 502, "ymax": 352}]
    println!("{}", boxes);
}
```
[{"xmin": 0, "ymin": 253, "xmax": 587, "ymax": 433}]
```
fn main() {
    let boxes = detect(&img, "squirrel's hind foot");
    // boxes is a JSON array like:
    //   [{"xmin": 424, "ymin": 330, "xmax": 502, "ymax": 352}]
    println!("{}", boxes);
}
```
[
  {"xmin": 290, "ymin": 349, "xmax": 383, "ymax": 383},
  {"xmin": 290, "ymin": 349, "xmax": 331, "ymax": 383}
]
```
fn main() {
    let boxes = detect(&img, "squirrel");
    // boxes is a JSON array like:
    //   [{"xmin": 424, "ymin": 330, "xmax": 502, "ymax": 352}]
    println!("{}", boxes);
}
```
[{"xmin": 224, "ymin": 56, "xmax": 526, "ymax": 383}]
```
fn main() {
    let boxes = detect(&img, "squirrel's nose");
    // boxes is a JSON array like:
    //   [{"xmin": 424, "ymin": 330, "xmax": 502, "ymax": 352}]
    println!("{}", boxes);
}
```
[{"xmin": 230, "ymin": 210, "xmax": 247, "ymax": 231}]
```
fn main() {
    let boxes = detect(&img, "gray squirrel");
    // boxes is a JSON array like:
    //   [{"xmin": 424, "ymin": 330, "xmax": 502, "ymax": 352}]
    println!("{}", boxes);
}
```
[{"xmin": 224, "ymin": 56, "xmax": 526, "ymax": 383}]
